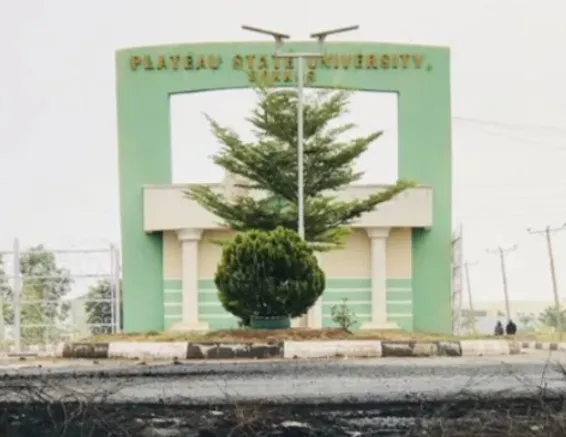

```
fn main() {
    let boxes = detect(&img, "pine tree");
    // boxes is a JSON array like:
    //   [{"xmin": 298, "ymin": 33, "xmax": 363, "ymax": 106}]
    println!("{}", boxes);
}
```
[
  {"xmin": 187, "ymin": 89, "xmax": 414, "ymax": 248},
  {"xmin": 85, "ymin": 279, "xmax": 122, "ymax": 335}
]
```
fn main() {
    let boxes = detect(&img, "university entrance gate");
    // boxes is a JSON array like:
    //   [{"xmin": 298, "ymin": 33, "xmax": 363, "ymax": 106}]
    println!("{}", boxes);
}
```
[{"xmin": 116, "ymin": 41, "xmax": 452, "ymax": 333}]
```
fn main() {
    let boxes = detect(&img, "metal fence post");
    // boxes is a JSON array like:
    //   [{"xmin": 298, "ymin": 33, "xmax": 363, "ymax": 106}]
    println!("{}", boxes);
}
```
[
  {"xmin": 0, "ymin": 251, "xmax": 5, "ymax": 343},
  {"xmin": 112, "ymin": 246, "xmax": 122, "ymax": 333},
  {"xmin": 13, "ymin": 238, "xmax": 21, "ymax": 354}
]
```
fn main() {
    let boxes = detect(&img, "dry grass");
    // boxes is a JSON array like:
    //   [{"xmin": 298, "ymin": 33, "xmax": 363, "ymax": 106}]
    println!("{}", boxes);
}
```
[
  {"xmin": 81, "ymin": 328, "xmax": 566, "ymax": 344},
  {"xmin": 84, "ymin": 328, "xmax": 497, "ymax": 343},
  {"xmin": 512, "ymin": 332, "xmax": 566, "ymax": 342},
  {"xmin": 421, "ymin": 411, "xmax": 566, "ymax": 437}
]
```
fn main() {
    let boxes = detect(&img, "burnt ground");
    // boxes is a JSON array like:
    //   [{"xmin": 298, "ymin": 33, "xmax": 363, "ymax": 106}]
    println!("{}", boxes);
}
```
[
  {"xmin": 1, "ymin": 354, "xmax": 566, "ymax": 436},
  {"xmin": 0, "ymin": 396, "xmax": 565, "ymax": 437}
]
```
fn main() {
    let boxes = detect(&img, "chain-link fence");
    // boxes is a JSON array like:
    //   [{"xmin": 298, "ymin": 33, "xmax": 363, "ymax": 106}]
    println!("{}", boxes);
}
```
[{"xmin": 0, "ymin": 239, "xmax": 121, "ymax": 355}]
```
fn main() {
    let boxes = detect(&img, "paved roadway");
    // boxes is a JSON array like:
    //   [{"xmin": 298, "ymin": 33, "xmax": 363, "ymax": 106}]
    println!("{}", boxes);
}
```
[{"xmin": 0, "ymin": 349, "xmax": 565, "ymax": 404}]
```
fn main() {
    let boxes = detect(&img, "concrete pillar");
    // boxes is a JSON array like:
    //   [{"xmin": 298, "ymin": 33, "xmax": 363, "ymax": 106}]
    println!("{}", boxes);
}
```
[
  {"xmin": 361, "ymin": 227, "xmax": 400, "ymax": 330},
  {"xmin": 293, "ymin": 251, "xmax": 323, "ymax": 328},
  {"xmin": 307, "ymin": 252, "xmax": 323, "ymax": 328},
  {"xmin": 170, "ymin": 228, "xmax": 209, "ymax": 331}
]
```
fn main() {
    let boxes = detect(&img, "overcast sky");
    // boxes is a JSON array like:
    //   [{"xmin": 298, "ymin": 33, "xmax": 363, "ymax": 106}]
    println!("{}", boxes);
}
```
[{"xmin": 1, "ymin": 0, "xmax": 566, "ymax": 304}]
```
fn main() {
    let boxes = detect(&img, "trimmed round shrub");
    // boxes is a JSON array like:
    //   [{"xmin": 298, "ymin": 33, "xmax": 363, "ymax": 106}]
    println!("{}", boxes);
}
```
[{"xmin": 214, "ymin": 227, "xmax": 325, "ymax": 324}]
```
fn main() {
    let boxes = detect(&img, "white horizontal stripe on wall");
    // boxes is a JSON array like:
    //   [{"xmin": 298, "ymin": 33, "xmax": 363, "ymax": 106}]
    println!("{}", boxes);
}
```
[
  {"xmin": 323, "ymin": 313, "xmax": 370, "ymax": 318},
  {"xmin": 387, "ymin": 287, "xmax": 412, "ymax": 293},
  {"xmin": 198, "ymin": 288, "xmax": 409, "ymax": 293},
  {"xmin": 199, "ymin": 314, "xmax": 238, "ymax": 320},
  {"xmin": 195, "ymin": 300, "xmax": 378, "ymax": 307}
]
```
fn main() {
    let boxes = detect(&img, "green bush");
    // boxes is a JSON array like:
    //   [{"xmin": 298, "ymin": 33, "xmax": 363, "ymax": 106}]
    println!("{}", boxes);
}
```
[{"xmin": 214, "ymin": 227, "xmax": 325, "ymax": 324}]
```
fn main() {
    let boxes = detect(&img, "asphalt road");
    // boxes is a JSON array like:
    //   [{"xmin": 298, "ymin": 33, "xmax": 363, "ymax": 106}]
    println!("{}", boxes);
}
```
[
  {"xmin": 1, "ymin": 349, "xmax": 565, "ymax": 404},
  {"xmin": 1, "ymin": 351, "xmax": 565, "ymax": 436}
]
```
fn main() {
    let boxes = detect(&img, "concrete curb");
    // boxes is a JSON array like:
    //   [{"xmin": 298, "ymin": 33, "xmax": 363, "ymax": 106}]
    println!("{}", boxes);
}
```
[
  {"xmin": 56, "ymin": 342, "xmax": 283, "ymax": 360},
  {"xmin": 520, "ymin": 341, "xmax": 566, "ymax": 352},
  {"xmin": 56, "ymin": 340, "xmax": 522, "ymax": 360}
]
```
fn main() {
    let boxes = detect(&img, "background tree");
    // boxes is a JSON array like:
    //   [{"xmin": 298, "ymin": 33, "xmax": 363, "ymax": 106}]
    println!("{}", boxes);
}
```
[
  {"xmin": 215, "ymin": 227, "xmax": 325, "ymax": 326},
  {"xmin": 85, "ymin": 279, "xmax": 122, "ymax": 335},
  {"xmin": 538, "ymin": 305, "xmax": 566, "ymax": 329},
  {"xmin": 187, "ymin": 89, "xmax": 414, "ymax": 248},
  {"xmin": 517, "ymin": 312, "xmax": 536, "ymax": 331},
  {"xmin": 0, "ymin": 256, "xmax": 9, "ymax": 339},
  {"xmin": 0, "ymin": 256, "xmax": 8, "ymax": 296},
  {"xmin": 0, "ymin": 256, "xmax": 15, "ymax": 326},
  {"xmin": 0, "ymin": 246, "xmax": 72, "ymax": 344},
  {"xmin": 17, "ymin": 246, "xmax": 72, "ymax": 344}
]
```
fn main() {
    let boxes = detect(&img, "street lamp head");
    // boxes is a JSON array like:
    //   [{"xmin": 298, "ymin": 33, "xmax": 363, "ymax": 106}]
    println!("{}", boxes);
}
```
[
  {"xmin": 241, "ymin": 25, "xmax": 291, "ymax": 41},
  {"xmin": 309, "ymin": 25, "xmax": 360, "ymax": 41}
]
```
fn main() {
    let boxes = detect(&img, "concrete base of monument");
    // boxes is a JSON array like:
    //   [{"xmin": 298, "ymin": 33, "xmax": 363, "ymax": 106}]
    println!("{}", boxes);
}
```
[
  {"xmin": 360, "ymin": 321, "xmax": 401, "ymax": 331},
  {"xmin": 291, "ymin": 317, "xmax": 307, "ymax": 328},
  {"xmin": 168, "ymin": 321, "xmax": 210, "ymax": 332}
]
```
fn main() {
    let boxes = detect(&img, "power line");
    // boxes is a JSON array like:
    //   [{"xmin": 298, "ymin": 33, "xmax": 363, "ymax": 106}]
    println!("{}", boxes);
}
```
[
  {"xmin": 528, "ymin": 224, "xmax": 566, "ymax": 339},
  {"xmin": 456, "ymin": 124, "xmax": 566, "ymax": 152},
  {"xmin": 451, "ymin": 225, "xmax": 464, "ymax": 333},
  {"xmin": 460, "ymin": 208, "xmax": 566, "ymax": 222},
  {"xmin": 453, "ymin": 116, "xmax": 566, "ymax": 134},
  {"xmin": 455, "ymin": 191, "xmax": 566, "ymax": 203},
  {"xmin": 486, "ymin": 245, "xmax": 518, "ymax": 321},
  {"xmin": 458, "ymin": 182, "xmax": 566, "ymax": 190}
]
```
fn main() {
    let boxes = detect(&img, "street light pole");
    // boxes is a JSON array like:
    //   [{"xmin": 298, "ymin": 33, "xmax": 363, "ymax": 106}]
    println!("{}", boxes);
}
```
[
  {"xmin": 296, "ymin": 56, "xmax": 306, "ymax": 239},
  {"xmin": 241, "ymin": 25, "xmax": 359, "ymax": 240}
]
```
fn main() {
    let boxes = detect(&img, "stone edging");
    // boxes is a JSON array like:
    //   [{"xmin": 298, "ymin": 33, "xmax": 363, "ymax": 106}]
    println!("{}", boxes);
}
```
[
  {"xmin": 55, "ymin": 339, "xmax": 521, "ymax": 360},
  {"xmin": 520, "ymin": 341, "xmax": 566, "ymax": 351}
]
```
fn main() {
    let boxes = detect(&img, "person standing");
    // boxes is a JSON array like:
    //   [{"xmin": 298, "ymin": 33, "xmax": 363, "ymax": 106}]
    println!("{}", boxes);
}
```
[
  {"xmin": 494, "ymin": 321, "xmax": 504, "ymax": 336},
  {"xmin": 506, "ymin": 319, "xmax": 517, "ymax": 336}
]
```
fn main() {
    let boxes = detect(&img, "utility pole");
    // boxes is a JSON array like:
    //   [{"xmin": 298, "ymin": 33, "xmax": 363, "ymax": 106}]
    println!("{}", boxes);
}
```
[
  {"xmin": 463, "ymin": 261, "xmax": 478, "ymax": 333},
  {"xmin": 528, "ymin": 224, "xmax": 566, "ymax": 339},
  {"xmin": 241, "ymin": 25, "xmax": 359, "ymax": 240},
  {"xmin": 486, "ymin": 245, "xmax": 517, "ymax": 321},
  {"xmin": 451, "ymin": 224, "xmax": 464, "ymax": 333}
]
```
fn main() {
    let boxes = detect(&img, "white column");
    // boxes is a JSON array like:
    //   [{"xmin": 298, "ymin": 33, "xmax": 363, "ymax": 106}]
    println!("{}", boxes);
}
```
[
  {"xmin": 361, "ymin": 227, "xmax": 400, "ymax": 330},
  {"xmin": 307, "ymin": 252, "xmax": 323, "ymax": 328},
  {"xmin": 293, "ymin": 251, "xmax": 323, "ymax": 328},
  {"xmin": 170, "ymin": 228, "xmax": 209, "ymax": 331}
]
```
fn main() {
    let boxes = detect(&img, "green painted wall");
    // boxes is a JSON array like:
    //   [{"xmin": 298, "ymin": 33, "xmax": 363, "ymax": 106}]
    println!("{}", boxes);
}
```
[
  {"xmin": 116, "ymin": 41, "xmax": 451, "ymax": 333},
  {"xmin": 163, "ymin": 278, "xmax": 414, "ymax": 331}
]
